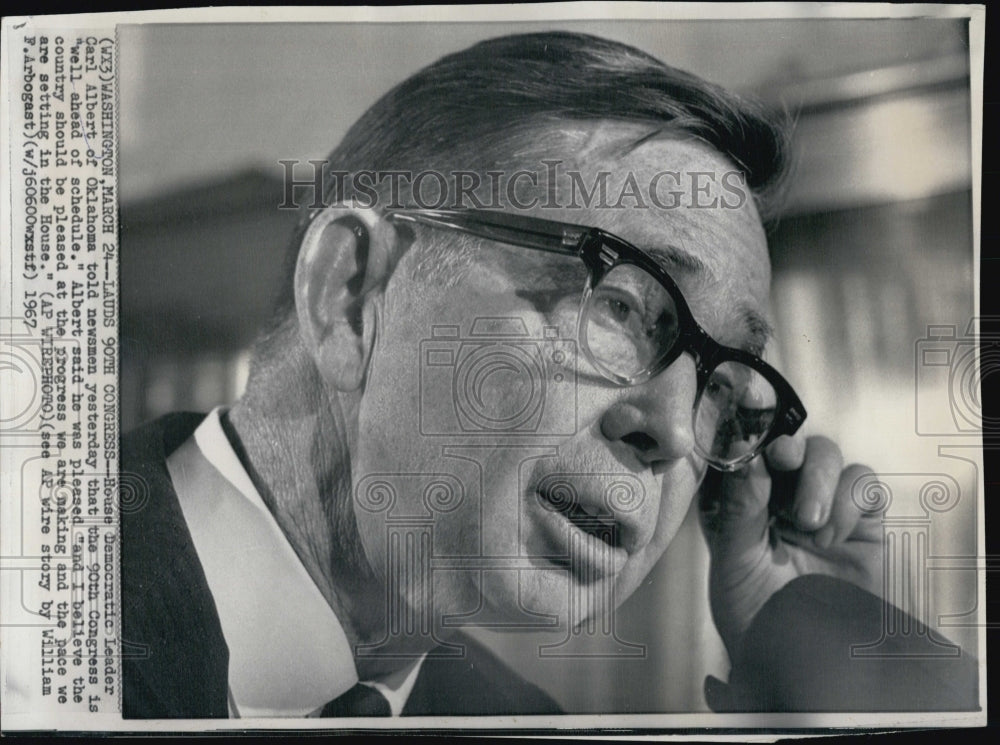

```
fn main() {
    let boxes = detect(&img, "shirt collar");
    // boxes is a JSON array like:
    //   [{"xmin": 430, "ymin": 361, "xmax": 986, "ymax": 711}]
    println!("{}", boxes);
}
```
[{"xmin": 167, "ymin": 407, "xmax": 423, "ymax": 717}]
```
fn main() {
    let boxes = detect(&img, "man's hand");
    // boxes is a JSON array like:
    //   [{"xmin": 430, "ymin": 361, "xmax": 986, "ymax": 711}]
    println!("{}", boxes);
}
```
[{"xmin": 699, "ymin": 434, "xmax": 885, "ymax": 656}]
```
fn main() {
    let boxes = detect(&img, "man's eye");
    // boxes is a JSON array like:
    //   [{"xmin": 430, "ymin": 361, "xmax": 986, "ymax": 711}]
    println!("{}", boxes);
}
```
[
  {"xmin": 606, "ymin": 298, "xmax": 633, "ymax": 322},
  {"xmin": 593, "ymin": 289, "xmax": 644, "ymax": 328},
  {"xmin": 705, "ymin": 375, "xmax": 733, "ymax": 399}
]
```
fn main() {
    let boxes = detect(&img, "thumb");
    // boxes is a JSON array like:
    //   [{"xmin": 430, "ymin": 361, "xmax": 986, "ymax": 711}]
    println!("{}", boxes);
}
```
[{"xmin": 698, "ymin": 456, "xmax": 773, "ymax": 559}]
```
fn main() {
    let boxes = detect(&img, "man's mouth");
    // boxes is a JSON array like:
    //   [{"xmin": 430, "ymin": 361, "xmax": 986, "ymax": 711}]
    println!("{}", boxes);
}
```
[
  {"xmin": 532, "ymin": 474, "xmax": 643, "ymax": 569},
  {"xmin": 542, "ymin": 494, "xmax": 625, "ymax": 550}
]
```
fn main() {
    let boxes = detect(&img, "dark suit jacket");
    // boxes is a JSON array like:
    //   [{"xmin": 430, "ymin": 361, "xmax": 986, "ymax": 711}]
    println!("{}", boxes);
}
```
[{"xmin": 121, "ymin": 414, "xmax": 978, "ymax": 717}]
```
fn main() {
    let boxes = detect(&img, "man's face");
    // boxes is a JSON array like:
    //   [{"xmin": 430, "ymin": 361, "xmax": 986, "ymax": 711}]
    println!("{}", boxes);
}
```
[{"xmin": 349, "ymin": 122, "xmax": 772, "ymax": 632}]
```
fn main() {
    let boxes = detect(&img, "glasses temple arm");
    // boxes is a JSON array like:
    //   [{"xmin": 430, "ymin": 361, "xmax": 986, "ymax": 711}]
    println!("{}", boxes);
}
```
[{"xmin": 387, "ymin": 209, "xmax": 588, "ymax": 256}]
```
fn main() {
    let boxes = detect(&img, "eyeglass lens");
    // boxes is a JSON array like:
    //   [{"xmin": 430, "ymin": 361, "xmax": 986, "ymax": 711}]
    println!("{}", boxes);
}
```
[
  {"xmin": 581, "ymin": 260, "xmax": 779, "ymax": 466},
  {"xmin": 582, "ymin": 263, "xmax": 681, "ymax": 379},
  {"xmin": 694, "ymin": 361, "xmax": 777, "ymax": 465}
]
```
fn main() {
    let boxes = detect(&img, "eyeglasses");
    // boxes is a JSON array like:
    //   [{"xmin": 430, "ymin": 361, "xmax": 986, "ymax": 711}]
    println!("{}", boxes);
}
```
[{"xmin": 381, "ymin": 207, "xmax": 806, "ymax": 471}]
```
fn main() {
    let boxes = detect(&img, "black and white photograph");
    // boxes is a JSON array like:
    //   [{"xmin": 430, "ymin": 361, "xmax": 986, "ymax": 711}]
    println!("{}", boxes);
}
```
[{"xmin": 0, "ymin": 3, "xmax": 987, "ymax": 733}]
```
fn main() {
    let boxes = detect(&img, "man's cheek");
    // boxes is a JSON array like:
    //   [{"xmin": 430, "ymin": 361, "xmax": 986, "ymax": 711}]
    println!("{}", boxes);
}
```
[
  {"xmin": 647, "ymin": 467, "xmax": 702, "ymax": 556},
  {"xmin": 351, "ymin": 455, "xmax": 486, "ymax": 560},
  {"xmin": 460, "ymin": 359, "xmax": 542, "ymax": 431}
]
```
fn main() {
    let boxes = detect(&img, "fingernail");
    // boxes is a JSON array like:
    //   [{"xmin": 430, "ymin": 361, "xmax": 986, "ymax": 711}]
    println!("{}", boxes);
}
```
[{"xmin": 797, "ymin": 499, "xmax": 824, "ymax": 527}]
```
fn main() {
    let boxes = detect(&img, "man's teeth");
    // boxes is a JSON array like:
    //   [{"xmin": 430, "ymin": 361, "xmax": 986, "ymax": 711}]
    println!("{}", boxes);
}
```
[{"xmin": 548, "ymin": 495, "xmax": 621, "ymax": 548}]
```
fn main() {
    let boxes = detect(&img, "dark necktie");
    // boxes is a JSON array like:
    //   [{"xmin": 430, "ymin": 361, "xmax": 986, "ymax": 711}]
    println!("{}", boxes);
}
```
[{"xmin": 320, "ymin": 683, "xmax": 391, "ymax": 717}]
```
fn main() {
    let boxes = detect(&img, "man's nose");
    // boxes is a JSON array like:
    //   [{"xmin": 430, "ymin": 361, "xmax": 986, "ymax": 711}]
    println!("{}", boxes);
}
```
[{"xmin": 599, "ymin": 354, "xmax": 698, "ymax": 466}]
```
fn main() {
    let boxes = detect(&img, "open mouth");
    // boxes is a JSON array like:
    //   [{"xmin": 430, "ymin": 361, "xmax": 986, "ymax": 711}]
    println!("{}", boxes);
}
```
[{"xmin": 538, "ymin": 488, "xmax": 625, "ymax": 551}]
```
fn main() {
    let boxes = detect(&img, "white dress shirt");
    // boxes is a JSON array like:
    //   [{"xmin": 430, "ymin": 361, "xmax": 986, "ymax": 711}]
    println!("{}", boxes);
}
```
[{"xmin": 166, "ymin": 407, "xmax": 423, "ymax": 717}]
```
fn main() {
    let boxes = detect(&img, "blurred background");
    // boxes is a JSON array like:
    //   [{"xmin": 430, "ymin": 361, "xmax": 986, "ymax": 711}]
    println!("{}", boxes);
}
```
[{"xmin": 119, "ymin": 17, "xmax": 979, "ymax": 713}]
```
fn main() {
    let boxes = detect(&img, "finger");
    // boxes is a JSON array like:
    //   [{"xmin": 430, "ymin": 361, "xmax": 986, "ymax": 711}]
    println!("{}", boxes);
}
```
[
  {"xmin": 761, "ymin": 435, "xmax": 807, "ymax": 522},
  {"xmin": 700, "ymin": 455, "xmax": 773, "ymax": 558},
  {"xmin": 764, "ymin": 431, "xmax": 807, "ymax": 472},
  {"xmin": 792, "ymin": 436, "xmax": 844, "ymax": 531},
  {"xmin": 814, "ymin": 464, "xmax": 877, "ymax": 549}
]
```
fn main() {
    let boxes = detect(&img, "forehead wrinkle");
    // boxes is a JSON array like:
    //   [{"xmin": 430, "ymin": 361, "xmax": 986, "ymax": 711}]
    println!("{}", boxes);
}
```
[
  {"xmin": 569, "ymin": 120, "xmax": 665, "ymax": 165},
  {"xmin": 618, "ymin": 126, "xmax": 667, "ymax": 156},
  {"xmin": 642, "ymin": 202, "xmax": 767, "ymax": 291}
]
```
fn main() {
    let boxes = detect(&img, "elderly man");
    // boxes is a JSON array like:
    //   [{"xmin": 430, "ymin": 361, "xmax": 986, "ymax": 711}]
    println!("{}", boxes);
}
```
[{"xmin": 122, "ymin": 31, "xmax": 976, "ymax": 718}]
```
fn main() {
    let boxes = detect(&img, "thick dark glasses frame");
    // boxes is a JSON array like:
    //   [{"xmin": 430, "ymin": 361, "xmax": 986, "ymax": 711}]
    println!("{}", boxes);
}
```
[{"xmin": 378, "ymin": 207, "xmax": 807, "ymax": 469}]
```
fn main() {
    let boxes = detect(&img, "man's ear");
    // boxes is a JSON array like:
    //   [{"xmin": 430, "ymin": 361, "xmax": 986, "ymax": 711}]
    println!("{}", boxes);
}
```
[{"xmin": 294, "ymin": 208, "xmax": 400, "ymax": 391}]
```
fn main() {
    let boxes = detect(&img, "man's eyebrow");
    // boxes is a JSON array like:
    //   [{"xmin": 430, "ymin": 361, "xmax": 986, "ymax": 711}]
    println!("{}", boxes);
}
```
[
  {"xmin": 514, "ymin": 256, "xmax": 586, "ymax": 313},
  {"xmin": 640, "ymin": 245, "xmax": 771, "ymax": 354},
  {"xmin": 529, "ymin": 241, "xmax": 772, "ymax": 353},
  {"xmin": 643, "ymin": 244, "xmax": 714, "ymax": 280},
  {"xmin": 739, "ymin": 304, "xmax": 773, "ymax": 357}
]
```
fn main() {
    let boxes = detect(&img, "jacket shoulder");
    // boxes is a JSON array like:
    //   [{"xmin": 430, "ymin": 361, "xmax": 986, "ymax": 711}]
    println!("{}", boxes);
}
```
[
  {"xmin": 121, "ymin": 413, "xmax": 230, "ymax": 718},
  {"xmin": 719, "ymin": 574, "xmax": 979, "ymax": 712}
]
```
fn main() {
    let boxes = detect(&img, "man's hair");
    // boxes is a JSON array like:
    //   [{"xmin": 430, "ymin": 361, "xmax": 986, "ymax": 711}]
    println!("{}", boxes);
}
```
[{"xmin": 270, "ymin": 30, "xmax": 791, "ymax": 324}]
